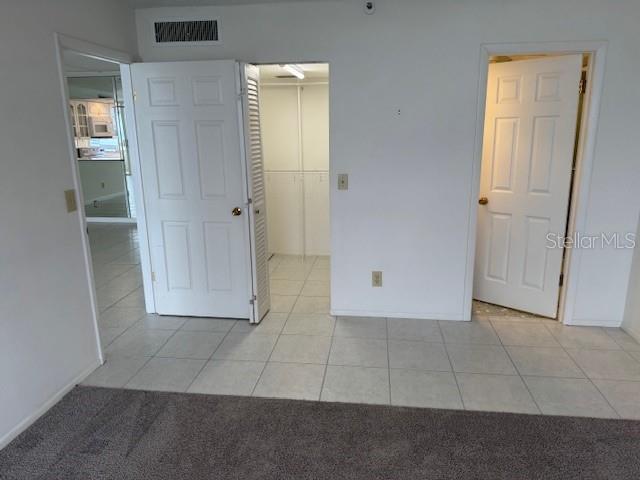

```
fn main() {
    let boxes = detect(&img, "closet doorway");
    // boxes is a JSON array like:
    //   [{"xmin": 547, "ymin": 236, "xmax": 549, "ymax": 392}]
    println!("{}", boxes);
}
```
[{"xmin": 258, "ymin": 63, "xmax": 331, "ymax": 312}]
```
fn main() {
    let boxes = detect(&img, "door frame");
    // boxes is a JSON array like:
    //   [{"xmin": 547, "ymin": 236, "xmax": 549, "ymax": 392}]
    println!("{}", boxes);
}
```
[
  {"xmin": 463, "ymin": 40, "xmax": 608, "ymax": 324},
  {"xmin": 250, "ymin": 61, "xmax": 332, "ymax": 258},
  {"xmin": 53, "ymin": 34, "xmax": 154, "ymax": 364}
]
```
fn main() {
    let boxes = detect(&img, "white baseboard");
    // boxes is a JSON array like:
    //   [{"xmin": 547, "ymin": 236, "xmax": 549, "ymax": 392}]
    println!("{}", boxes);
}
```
[
  {"xmin": 623, "ymin": 323, "xmax": 640, "ymax": 343},
  {"xmin": 330, "ymin": 309, "xmax": 467, "ymax": 321},
  {"xmin": 87, "ymin": 217, "xmax": 137, "ymax": 224},
  {"xmin": 0, "ymin": 360, "xmax": 101, "ymax": 451},
  {"xmin": 564, "ymin": 318, "xmax": 622, "ymax": 328},
  {"xmin": 86, "ymin": 191, "xmax": 126, "ymax": 203}
]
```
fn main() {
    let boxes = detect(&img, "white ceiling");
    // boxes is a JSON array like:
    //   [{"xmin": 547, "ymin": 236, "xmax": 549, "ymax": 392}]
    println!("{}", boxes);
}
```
[
  {"xmin": 259, "ymin": 63, "xmax": 329, "ymax": 83},
  {"xmin": 62, "ymin": 50, "xmax": 120, "ymax": 74}
]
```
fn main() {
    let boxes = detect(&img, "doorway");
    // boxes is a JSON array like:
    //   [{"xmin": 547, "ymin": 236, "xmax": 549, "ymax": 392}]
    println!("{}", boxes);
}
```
[
  {"xmin": 55, "ymin": 35, "xmax": 155, "ymax": 365},
  {"xmin": 65, "ymin": 70, "xmax": 135, "ymax": 222},
  {"xmin": 128, "ymin": 60, "xmax": 330, "ymax": 325},
  {"xmin": 257, "ymin": 63, "xmax": 331, "ymax": 314},
  {"xmin": 472, "ymin": 52, "xmax": 591, "ymax": 321}
]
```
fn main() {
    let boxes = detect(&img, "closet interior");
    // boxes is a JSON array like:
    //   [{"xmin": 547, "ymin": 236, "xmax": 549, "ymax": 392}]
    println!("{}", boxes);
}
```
[{"xmin": 259, "ymin": 63, "xmax": 330, "ymax": 258}]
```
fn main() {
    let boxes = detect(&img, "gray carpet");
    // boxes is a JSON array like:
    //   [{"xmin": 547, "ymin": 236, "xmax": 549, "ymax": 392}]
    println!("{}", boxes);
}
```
[{"xmin": 1, "ymin": 386, "xmax": 639, "ymax": 479}]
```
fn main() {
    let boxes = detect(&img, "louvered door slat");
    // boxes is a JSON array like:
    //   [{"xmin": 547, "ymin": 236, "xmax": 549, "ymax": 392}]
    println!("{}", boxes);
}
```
[{"xmin": 242, "ymin": 64, "xmax": 271, "ymax": 323}]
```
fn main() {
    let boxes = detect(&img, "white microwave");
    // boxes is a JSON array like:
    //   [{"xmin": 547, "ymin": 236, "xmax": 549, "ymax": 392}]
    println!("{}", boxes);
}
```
[{"xmin": 89, "ymin": 116, "xmax": 114, "ymax": 137}]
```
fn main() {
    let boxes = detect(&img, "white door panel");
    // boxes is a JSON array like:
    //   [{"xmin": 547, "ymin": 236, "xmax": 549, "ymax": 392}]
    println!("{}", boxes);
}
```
[
  {"xmin": 474, "ymin": 55, "xmax": 582, "ymax": 318},
  {"xmin": 132, "ymin": 60, "xmax": 250, "ymax": 318}
]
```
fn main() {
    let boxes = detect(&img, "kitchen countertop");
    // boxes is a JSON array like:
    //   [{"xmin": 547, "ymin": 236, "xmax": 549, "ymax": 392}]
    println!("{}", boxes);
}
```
[{"xmin": 78, "ymin": 156, "xmax": 124, "ymax": 161}]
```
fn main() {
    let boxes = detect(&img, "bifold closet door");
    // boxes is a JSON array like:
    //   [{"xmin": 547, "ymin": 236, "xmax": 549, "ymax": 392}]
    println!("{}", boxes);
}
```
[{"xmin": 241, "ymin": 64, "xmax": 270, "ymax": 323}]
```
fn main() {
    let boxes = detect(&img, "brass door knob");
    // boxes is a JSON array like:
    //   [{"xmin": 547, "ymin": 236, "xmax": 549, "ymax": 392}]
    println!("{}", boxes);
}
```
[
  {"xmin": 232, "ymin": 207, "xmax": 242, "ymax": 216},
  {"xmin": 478, "ymin": 197, "xmax": 488, "ymax": 205}
]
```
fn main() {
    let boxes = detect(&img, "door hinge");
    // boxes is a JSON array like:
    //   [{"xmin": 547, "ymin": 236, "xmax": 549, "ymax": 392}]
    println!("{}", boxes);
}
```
[
  {"xmin": 151, "ymin": 271, "xmax": 156, "ymax": 282},
  {"xmin": 559, "ymin": 273, "xmax": 564, "ymax": 287},
  {"xmin": 249, "ymin": 295, "xmax": 257, "ymax": 305},
  {"xmin": 133, "ymin": 90, "xmax": 138, "ymax": 102},
  {"xmin": 578, "ymin": 78, "xmax": 587, "ymax": 95},
  {"xmin": 238, "ymin": 87, "xmax": 247, "ymax": 99}
]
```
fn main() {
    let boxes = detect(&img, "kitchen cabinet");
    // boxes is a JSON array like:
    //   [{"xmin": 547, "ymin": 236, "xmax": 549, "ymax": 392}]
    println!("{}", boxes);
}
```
[
  {"xmin": 69, "ymin": 101, "xmax": 90, "ymax": 138},
  {"xmin": 87, "ymin": 101, "xmax": 112, "ymax": 117},
  {"xmin": 69, "ymin": 100, "xmax": 114, "ymax": 139}
]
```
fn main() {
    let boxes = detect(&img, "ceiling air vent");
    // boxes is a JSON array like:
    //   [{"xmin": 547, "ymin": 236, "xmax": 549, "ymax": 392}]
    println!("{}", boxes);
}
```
[{"xmin": 154, "ymin": 20, "xmax": 219, "ymax": 45}]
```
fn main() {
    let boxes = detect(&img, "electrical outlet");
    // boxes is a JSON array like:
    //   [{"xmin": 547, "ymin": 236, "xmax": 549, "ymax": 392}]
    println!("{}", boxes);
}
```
[
  {"xmin": 338, "ymin": 173, "xmax": 349, "ymax": 190},
  {"xmin": 372, "ymin": 271, "xmax": 383, "ymax": 287}
]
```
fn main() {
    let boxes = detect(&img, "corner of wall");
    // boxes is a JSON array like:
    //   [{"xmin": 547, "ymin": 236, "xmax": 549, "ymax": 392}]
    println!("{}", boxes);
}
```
[{"xmin": 621, "ymin": 211, "xmax": 640, "ymax": 342}]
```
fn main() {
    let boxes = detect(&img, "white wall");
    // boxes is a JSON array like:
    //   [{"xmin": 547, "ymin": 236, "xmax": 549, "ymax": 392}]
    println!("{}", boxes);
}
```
[
  {"xmin": 623, "ymin": 216, "xmax": 640, "ymax": 342},
  {"xmin": 262, "ymin": 83, "xmax": 330, "ymax": 256},
  {"xmin": 68, "ymin": 77, "xmax": 115, "ymax": 100},
  {"xmin": 262, "ymin": 86, "xmax": 300, "ymax": 171},
  {"xmin": 135, "ymin": 0, "xmax": 640, "ymax": 322},
  {"xmin": 0, "ymin": 0, "xmax": 137, "ymax": 447},
  {"xmin": 79, "ymin": 161, "xmax": 127, "ymax": 204}
]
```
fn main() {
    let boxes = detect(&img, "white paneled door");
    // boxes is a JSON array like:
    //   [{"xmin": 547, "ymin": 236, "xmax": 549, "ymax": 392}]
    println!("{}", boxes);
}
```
[
  {"xmin": 132, "ymin": 60, "xmax": 253, "ymax": 318},
  {"xmin": 474, "ymin": 55, "xmax": 582, "ymax": 318}
]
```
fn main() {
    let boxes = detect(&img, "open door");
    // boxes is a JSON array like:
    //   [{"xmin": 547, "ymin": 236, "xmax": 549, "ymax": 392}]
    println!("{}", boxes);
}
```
[
  {"xmin": 240, "ymin": 63, "xmax": 271, "ymax": 323},
  {"xmin": 474, "ymin": 55, "xmax": 582, "ymax": 318},
  {"xmin": 131, "ymin": 60, "xmax": 252, "ymax": 318}
]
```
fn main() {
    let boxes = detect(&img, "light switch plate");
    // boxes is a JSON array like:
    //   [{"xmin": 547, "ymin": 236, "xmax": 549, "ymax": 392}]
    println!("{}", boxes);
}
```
[
  {"xmin": 64, "ymin": 189, "xmax": 77, "ymax": 213},
  {"xmin": 338, "ymin": 173, "xmax": 349, "ymax": 190},
  {"xmin": 372, "ymin": 271, "xmax": 383, "ymax": 287}
]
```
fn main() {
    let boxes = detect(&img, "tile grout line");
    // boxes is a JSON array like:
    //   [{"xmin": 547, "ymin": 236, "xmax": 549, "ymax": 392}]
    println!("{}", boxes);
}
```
[
  {"xmin": 250, "ymin": 293, "xmax": 293, "ymax": 397},
  {"xmin": 183, "ymin": 321, "xmax": 240, "ymax": 393},
  {"xmin": 491, "ymin": 317, "xmax": 543, "ymax": 414},
  {"xmin": 119, "ymin": 355, "xmax": 155, "ymax": 389},
  {"xmin": 93, "ymin": 263, "xmax": 139, "ymax": 289},
  {"xmin": 440, "ymin": 322, "xmax": 466, "ymax": 410},
  {"xmin": 385, "ymin": 318, "xmax": 392, "ymax": 405},
  {"xmin": 547, "ymin": 321, "xmax": 628, "ymax": 417},
  {"xmin": 603, "ymin": 328, "xmax": 640, "ymax": 357},
  {"xmin": 99, "ymin": 281, "xmax": 145, "ymax": 312},
  {"xmin": 561, "ymin": 344, "xmax": 622, "ymax": 418},
  {"xmin": 318, "ymin": 311, "xmax": 338, "ymax": 401},
  {"xmin": 500, "ymin": 337, "xmax": 543, "ymax": 415},
  {"xmin": 121, "ymin": 327, "xmax": 182, "ymax": 389},
  {"xmin": 99, "ymin": 312, "xmax": 147, "ymax": 351}
]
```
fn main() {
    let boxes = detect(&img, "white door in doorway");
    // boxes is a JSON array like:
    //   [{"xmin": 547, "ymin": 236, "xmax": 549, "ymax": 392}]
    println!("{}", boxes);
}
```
[
  {"xmin": 131, "ymin": 60, "xmax": 252, "ymax": 318},
  {"xmin": 474, "ymin": 55, "xmax": 582, "ymax": 318}
]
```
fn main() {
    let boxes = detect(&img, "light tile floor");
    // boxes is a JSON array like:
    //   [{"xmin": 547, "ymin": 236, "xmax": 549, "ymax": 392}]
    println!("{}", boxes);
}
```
[{"xmin": 84, "ymin": 224, "xmax": 640, "ymax": 419}]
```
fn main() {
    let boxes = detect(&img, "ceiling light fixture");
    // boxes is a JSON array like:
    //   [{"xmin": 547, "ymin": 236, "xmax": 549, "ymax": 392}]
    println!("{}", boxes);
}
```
[{"xmin": 281, "ymin": 64, "xmax": 305, "ymax": 79}]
